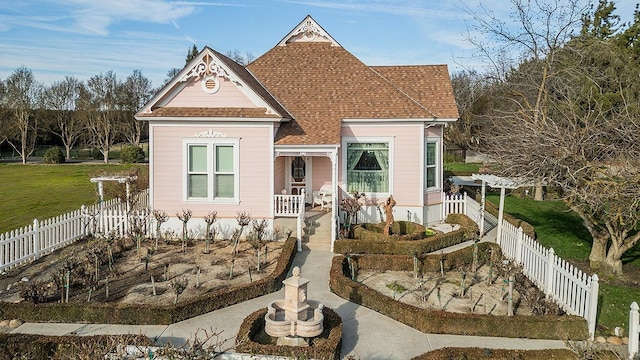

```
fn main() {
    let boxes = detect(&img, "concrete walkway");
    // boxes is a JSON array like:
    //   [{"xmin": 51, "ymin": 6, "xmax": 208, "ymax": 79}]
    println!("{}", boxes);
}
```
[{"xmin": 11, "ymin": 211, "xmax": 569, "ymax": 359}]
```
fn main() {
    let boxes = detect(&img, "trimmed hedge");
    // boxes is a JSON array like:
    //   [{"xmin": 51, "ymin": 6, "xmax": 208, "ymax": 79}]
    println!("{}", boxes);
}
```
[
  {"xmin": 329, "ymin": 252, "xmax": 588, "ymax": 340},
  {"xmin": 412, "ymin": 347, "xmax": 580, "ymax": 360},
  {"xmin": 334, "ymin": 213, "xmax": 479, "ymax": 255},
  {"xmin": 353, "ymin": 221, "xmax": 428, "ymax": 241},
  {"xmin": 0, "ymin": 333, "xmax": 150, "ymax": 360},
  {"xmin": 235, "ymin": 307, "xmax": 342, "ymax": 360},
  {"xmin": 351, "ymin": 242, "xmax": 499, "ymax": 274},
  {"xmin": 0, "ymin": 237, "xmax": 298, "ymax": 325}
]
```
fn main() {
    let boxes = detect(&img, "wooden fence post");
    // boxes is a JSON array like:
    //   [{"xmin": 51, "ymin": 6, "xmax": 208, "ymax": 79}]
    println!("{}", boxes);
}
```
[
  {"xmin": 588, "ymin": 274, "xmax": 599, "ymax": 340},
  {"xmin": 630, "ymin": 302, "xmax": 639, "ymax": 359},
  {"xmin": 515, "ymin": 226, "xmax": 524, "ymax": 263},
  {"xmin": 33, "ymin": 219, "xmax": 40, "ymax": 260},
  {"xmin": 545, "ymin": 248, "xmax": 555, "ymax": 295}
]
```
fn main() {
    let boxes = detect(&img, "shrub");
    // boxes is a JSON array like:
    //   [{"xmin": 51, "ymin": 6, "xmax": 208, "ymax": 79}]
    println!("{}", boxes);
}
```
[
  {"xmin": 329, "ymin": 254, "xmax": 588, "ymax": 340},
  {"xmin": 43, "ymin": 147, "xmax": 65, "ymax": 164},
  {"xmin": 120, "ymin": 145, "xmax": 146, "ymax": 163},
  {"xmin": 91, "ymin": 148, "xmax": 103, "ymax": 160},
  {"xmin": 235, "ymin": 307, "xmax": 343, "ymax": 360},
  {"xmin": 0, "ymin": 237, "xmax": 298, "ymax": 325}
]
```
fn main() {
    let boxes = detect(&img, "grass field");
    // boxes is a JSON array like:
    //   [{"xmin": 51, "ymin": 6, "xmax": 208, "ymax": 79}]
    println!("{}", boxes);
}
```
[
  {"xmin": 0, "ymin": 163, "xmax": 148, "ymax": 233},
  {"xmin": 444, "ymin": 162, "xmax": 481, "ymax": 174},
  {"xmin": 487, "ymin": 193, "xmax": 640, "ymax": 334}
]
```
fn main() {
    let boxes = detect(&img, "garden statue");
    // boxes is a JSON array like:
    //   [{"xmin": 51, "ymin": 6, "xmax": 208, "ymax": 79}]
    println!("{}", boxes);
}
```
[{"xmin": 383, "ymin": 195, "xmax": 396, "ymax": 235}]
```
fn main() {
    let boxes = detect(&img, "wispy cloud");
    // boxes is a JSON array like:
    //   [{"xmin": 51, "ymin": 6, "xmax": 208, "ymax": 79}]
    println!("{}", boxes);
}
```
[
  {"xmin": 170, "ymin": 1, "xmax": 247, "ymax": 6},
  {"xmin": 1, "ymin": 0, "xmax": 197, "ymax": 36},
  {"xmin": 281, "ymin": 0, "xmax": 461, "ymax": 19}
]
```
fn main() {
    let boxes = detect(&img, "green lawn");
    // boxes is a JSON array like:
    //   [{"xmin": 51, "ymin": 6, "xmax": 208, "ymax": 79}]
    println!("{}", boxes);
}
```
[
  {"xmin": 0, "ymin": 163, "xmax": 148, "ymax": 233},
  {"xmin": 487, "ymin": 193, "xmax": 640, "ymax": 333},
  {"xmin": 444, "ymin": 162, "xmax": 481, "ymax": 174}
]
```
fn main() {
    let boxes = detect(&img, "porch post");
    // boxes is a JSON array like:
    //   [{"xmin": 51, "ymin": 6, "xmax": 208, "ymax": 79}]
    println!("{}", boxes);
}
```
[
  {"xmin": 330, "ymin": 150, "xmax": 338, "ymax": 252},
  {"xmin": 479, "ymin": 180, "xmax": 486, "ymax": 236},
  {"xmin": 496, "ymin": 187, "xmax": 506, "ymax": 246}
]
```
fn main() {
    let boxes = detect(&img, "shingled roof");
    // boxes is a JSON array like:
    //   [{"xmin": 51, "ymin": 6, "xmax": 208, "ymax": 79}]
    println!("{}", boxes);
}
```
[
  {"xmin": 136, "ymin": 16, "xmax": 458, "ymax": 145},
  {"xmin": 249, "ymin": 42, "xmax": 457, "ymax": 145},
  {"xmin": 371, "ymin": 65, "xmax": 459, "ymax": 120}
]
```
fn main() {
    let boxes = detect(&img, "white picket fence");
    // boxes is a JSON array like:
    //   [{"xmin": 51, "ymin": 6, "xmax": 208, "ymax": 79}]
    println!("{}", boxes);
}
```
[
  {"xmin": 0, "ymin": 190, "xmax": 150, "ymax": 272},
  {"xmin": 443, "ymin": 193, "xmax": 599, "ymax": 339},
  {"xmin": 630, "ymin": 302, "xmax": 639, "ymax": 359}
]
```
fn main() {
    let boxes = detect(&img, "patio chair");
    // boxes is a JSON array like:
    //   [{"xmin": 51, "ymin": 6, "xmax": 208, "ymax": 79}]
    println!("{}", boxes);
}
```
[{"xmin": 312, "ymin": 184, "xmax": 332, "ymax": 211}]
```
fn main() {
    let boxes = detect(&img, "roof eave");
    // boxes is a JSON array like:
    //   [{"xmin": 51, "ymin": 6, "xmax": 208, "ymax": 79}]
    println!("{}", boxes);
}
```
[
  {"xmin": 341, "ymin": 117, "xmax": 457, "ymax": 123},
  {"xmin": 134, "ymin": 116, "xmax": 289, "ymax": 122}
]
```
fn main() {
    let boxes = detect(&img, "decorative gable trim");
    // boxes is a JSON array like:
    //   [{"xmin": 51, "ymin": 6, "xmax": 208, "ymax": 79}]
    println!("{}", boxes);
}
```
[
  {"xmin": 179, "ymin": 52, "xmax": 241, "ymax": 86},
  {"xmin": 277, "ymin": 15, "xmax": 340, "ymax": 47},
  {"xmin": 136, "ymin": 47, "xmax": 289, "ymax": 120}
]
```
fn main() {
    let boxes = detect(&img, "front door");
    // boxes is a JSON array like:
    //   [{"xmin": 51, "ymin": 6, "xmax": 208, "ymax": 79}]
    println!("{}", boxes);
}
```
[{"xmin": 288, "ymin": 156, "xmax": 312, "ymax": 203}]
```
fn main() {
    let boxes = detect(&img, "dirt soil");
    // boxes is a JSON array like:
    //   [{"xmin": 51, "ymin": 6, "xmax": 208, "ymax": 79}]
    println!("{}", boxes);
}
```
[
  {"xmin": 359, "ymin": 263, "xmax": 533, "ymax": 316},
  {"xmin": 0, "ymin": 235, "xmax": 284, "ymax": 306}
]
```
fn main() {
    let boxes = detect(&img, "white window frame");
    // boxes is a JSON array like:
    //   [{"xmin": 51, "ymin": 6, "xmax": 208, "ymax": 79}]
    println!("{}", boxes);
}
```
[
  {"xmin": 425, "ymin": 138, "xmax": 440, "ymax": 191},
  {"xmin": 183, "ymin": 138, "xmax": 240, "ymax": 204},
  {"xmin": 342, "ymin": 136, "xmax": 394, "ymax": 197}
]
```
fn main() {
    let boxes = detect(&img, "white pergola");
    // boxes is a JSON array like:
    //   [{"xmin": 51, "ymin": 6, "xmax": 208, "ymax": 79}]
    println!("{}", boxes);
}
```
[
  {"xmin": 90, "ymin": 176, "xmax": 137, "ymax": 211},
  {"xmin": 470, "ymin": 174, "xmax": 524, "ymax": 244}
]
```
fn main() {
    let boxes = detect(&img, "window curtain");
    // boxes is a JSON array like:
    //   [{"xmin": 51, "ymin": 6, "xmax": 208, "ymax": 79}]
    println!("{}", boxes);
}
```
[{"xmin": 347, "ymin": 143, "xmax": 389, "ymax": 193}]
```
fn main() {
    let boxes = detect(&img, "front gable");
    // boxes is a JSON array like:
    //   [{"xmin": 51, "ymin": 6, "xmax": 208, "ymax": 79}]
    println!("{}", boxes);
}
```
[{"xmin": 136, "ymin": 47, "xmax": 291, "ymax": 121}]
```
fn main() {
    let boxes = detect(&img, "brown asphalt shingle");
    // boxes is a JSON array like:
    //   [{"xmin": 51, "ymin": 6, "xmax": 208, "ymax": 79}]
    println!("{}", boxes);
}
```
[
  {"xmin": 371, "ymin": 65, "xmax": 459, "ymax": 119},
  {"xmin": 248, "ymin": 42, "xmax": 456, "ymax": 145}
]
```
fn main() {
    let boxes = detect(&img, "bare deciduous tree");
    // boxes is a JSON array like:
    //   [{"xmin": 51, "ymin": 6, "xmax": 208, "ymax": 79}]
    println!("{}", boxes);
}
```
[
  {"xmin": 225, "ymin": 49, "xmax": 255, "ymax": 65},
  {"xmin": 82, "ymin": 71, "xmax": 121, "ymax": 163},
  {"xmin": 473, "ymin": 1, "xmax": 640, "ymax": 274},
  {"xmin": 466, "ymin": 0, "xmax": 588, "ymax": 200},
  {"xmin": 2, "ymin": 66, "xmax": 42, "ymax": 163},
  {"xmin": 121, "ymin": 69, "xmax": 152, "ymax": 146},
  {"xmin": 447, "ymin": 70, "xmax": 493, "ymax": 157},
  {"xmin": 42, "ymin": 76, "xmax": 84, "ymax": 160}
]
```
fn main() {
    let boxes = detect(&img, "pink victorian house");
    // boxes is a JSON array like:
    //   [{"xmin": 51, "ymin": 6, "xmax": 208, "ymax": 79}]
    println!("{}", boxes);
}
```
[{"xmin": 135, "ymin": 16, "xmax": 459, "ymax": 251}]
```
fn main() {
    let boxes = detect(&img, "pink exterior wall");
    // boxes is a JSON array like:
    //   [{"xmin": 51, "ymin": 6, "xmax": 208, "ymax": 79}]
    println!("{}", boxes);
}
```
[
  {"xmin": 312, "ymin": 156, "xmax": 331, "ymax": 191},
  {"xmin": 274, "ymin": 156, "xmax": 285, "ymax": 194},
  {"xmin": 425, "ymin": 126, "xmax": 442, "ymax": 138},
  {"xmin": 340, "ymin": 124, "xmax": 423, "ymax": 206},
  {"xmin": 165, "ymin": 77, "xmax": 257, "ymax": 108},
  {"xmin": 152, "ymin": 124, "xmax": 273, "ymax": 220}
]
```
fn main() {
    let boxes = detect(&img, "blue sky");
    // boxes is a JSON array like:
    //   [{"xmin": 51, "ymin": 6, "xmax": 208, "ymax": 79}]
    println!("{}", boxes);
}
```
[{"xmin": 0, "ymin": 0, "xmax": 636, "ymax": 88}]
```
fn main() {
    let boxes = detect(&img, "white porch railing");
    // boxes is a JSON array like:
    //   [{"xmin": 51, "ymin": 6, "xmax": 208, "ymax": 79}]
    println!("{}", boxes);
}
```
[
  {"xmin": 0, "ymin": 190, "xmax": 150, "ymax": 272},
  {"xmin": 630, "ymin": 302, "xmax": 639, "ymax": 359},
  {"xmin": 274, "ymin": 190, "xmax": 305, "ymax": 251},
  {"xmin": 274, "ymin": 190, "xmax": 305, "ymax": 217},
  {"xmin": 443, "ymin": 193, "xmax": 599, "ymax": 339}
]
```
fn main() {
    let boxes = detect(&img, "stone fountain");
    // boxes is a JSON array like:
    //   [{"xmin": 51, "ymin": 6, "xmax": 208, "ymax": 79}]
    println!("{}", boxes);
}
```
[{"xmin": 264, "ymin": 266, "xmax": 324, "ymax": 346}]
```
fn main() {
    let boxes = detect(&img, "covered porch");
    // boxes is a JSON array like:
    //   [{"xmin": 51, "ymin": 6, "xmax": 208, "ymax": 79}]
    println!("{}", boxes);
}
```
[{"xmin": 272, "ymin": 146, "xmax": 338, "ymax": 251}]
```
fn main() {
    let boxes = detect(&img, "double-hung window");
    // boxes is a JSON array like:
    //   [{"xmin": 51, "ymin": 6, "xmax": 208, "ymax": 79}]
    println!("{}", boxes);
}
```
[
  {"xmin": 425, "ymin": 140, "xmax": 439, "ymax": 190},
  {"xmin": 185, "ymin": 138, "xmax": 239, "ymax": 203},
  {"xmin": 344, "ymin": 140, "xmax": 391, "ymax": 194}
]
